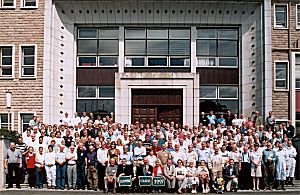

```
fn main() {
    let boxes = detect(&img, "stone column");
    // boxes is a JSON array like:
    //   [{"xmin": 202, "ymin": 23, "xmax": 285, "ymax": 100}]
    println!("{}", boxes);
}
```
[{"xmin": 0, "ymin": 138, "xmax": 9, "ymax": 188}]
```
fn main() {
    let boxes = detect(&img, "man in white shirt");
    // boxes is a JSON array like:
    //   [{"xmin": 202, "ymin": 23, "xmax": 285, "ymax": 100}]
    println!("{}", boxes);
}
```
[
  {"xmin": 133, "ymin": 139, "xmax": 146, "ymax": 157},
  {"xmin": 35, "ymin": 146, "xmax": 45, "ymax": 189},
  {"xmin": 81, "ymin": 112, "xmax": 89, "ymax": 124},
  {"xmin": 97, "ymin": 142, "xmax": 108, "ymax": 191},
  {"xmin": 72, "ymin": 112, "xmax": 81, "ymax": 126},
  {"xmin": 45, "ymin": 145, "xmax": 56, "ymax": 188},
  {"xmin": 62, "ymin": 112, "xmax": 72, "ymax": 126},
  {"xmin": 171, "ymin": 144, "xmax": 187, "ymax": 166}
]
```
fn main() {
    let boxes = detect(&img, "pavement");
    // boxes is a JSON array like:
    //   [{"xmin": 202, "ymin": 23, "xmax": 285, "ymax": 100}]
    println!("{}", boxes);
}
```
[{"xmin": 0, "ymin": 180, "xmax": 299, "ymax": 195}]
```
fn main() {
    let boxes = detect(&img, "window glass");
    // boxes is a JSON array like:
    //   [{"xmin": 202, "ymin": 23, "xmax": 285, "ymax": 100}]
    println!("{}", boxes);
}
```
[
  {"xmin": 99, "ymin": 86, "xmax": 115, "ymax": 97},
  {"xmin": 2, "ymin": 0, "xmax": 14, "ymax": 6},
  {"xmin": 99, "ymin": 57, "xmax": 118, "ymax": 66},
  {"xmin": 21, "ymin": 113, "xmax": 34, "ymax": 132},
  {"xmin": 196, "ymin": 40, "xmax": 217, "ymax": 56},
  {"xmin": 147, "ymin": 40, "xmax": 168, "ymax": 55},
  {"xmin": 169, "ymin": 40, "xmax": 190, "ymax": 55},
  {"xmin": 217, "ymin": 100, "xmax": 238, "ymax": 114},
  {"xmin": 22, "ymin": 67, "xmax": 34, "ymax": 76},
  {"xmin": 97, "ymin": 99, "xmax": 115, "ymax": 114},
  {"xmin": 77, "ymin": 40, "xmax": 97, "ymax": 55},
  {"xmin": 295, "ymin": 54, "xmax": 300, "ymax": 88},
  {"xmin": 78, "ymin": 29, "xmax": 97, "ymax": 39},
  {"xmin": 219, "ymin": 86, "xmax": 238, "ymax": 98},
  {"xmin": 99, "ymin": 29, "xmax": 119, "ymax": 39},
  {"xmin": 78, "ymin": 57, "xmax": 97, "ymax": 66},
  {"xmin": 125, "ymin": 29, "xmax": 146, "ymax": 39},
  {"xmin": 99, "ymin": 40, "xmax": 119, "ymax": 55},
  {"xmin": 76, "ymin": 99, "xmax": 98, "ymax": 114},
  {"xmin": 170, "ymin": 57, "xmax": 190, "ymax": 67},
  {"xmin": 218, "ymin": 29, "xmax": 238, "ymax": 39},
  {"xmin": 218, "ymin": 41, "xmax": 237, "ymax": 57},
  {"xmin": 219, "ymin": 58, "xmax": 238, "ymax": 67},
  {"xmin": 197, "ymin": 29, "xmax": 216, "ymax": 39},
  {"xmin": 169, "ymin": 29, "xmax": 190, "ymax": 39},
  {"xmin": 126, "ymin": 57, "xmax": 145, "ymax": 66},
  {"xmin": 24, "ymin": 0, "xmax": 36, "ymax": 7},
  {"xmin": 197, "ymin": 58, "xmax": 216, "ymax": 67},
  {"xmin": 200, "ymin": 100, "xmax": 218, "ymax": 114},
  {"xmin": 148, "ymin": 58, "xmax": 167, "ymax": 66},
  {"xmin": 297, "ymin": 5, "xmax": 300, "ymax": 27},
  {"xmin": 78, "ymin": 86, "xmax": 97, "ymax": 98},
  {"xmin": 275, "ymin": 5, "xmax": 287, "ymax": 28},
  {"xmin": 147, "ymin": 29, "xmax": 168, "ymax": 39},
  {"xmin": 125, "ymin": 40, "xmax": 146, "ymax": 55},
  {"xmin": 200, "ymin": 86, "xmax": 217, "ymax": 98}
]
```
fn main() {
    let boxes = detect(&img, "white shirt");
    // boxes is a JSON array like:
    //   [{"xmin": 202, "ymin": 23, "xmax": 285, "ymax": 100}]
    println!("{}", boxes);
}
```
[
  {"xmin": 35, "ymin": 153, "xmax": 45, "ymax": 167},
  {"xmin": 45, "ymin": 152, "xmax": 56, "ymax": 165},
  {"xmin": 81, "ymin": 116, "xmax": 89, "ymax": 124},
  {"xmin": 147, "ymin": 155, "xmax": 157, "ymax": 167},
  {"xmin": 97, "ymin": 148, "xmax": 108, "ymax": 163},
  {"xmin": 134, "ymin": 146, "xmax": 146, "ymax": 156},
  {"xmin": 72, "ymin": 116, "xmax": 81, "ymax": 126},
  {"xmin": 62, "ymin": 117, "xmax": 72, "ymax": 126},
  {"xmin": 66, "ymin": 151, "xmax": 77, "ymax": 165},
  {"xmin": 171, "ymin": 150, "xmax": 187, "ymax": 165}
]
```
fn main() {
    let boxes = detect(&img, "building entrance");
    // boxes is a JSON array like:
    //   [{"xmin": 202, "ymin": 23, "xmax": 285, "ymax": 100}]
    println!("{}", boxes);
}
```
[{"xmin": 131, "ymin": 89, "xmax": 182, "ymax": 125}]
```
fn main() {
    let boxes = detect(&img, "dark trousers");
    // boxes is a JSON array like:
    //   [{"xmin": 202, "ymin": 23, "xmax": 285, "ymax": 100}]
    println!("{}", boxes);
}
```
[
  {"xmin": 98, "ymin": 163, "xmax": 106, "ymax": 190},
  {"xmin": 239, "ymin": 162, "xmax": 251, "ymax": 190},
  {"xmin": 21, "ymin": 156, "xmax": 26, "ymax": 182},
  {"xmin": 264, "ymin": 163, "xmax": 275, "ymax": 188},
  {"xmin": 35, "ymin": 166, "xmax": 44, "ymax": 188},
  {"xmin": 77, "ymin": 163, "xmax": 85, "ymax": 190},
  {"xmin": 56, "ymin": 164, "xmax": 66, "ymax": 188},
  {"xmin": 7, "ymin": 163, "xmax": 20, "ymax": 188},
  {"xmin": 27, "ymin": 168, "xmax": 35, "ymax": 188}
]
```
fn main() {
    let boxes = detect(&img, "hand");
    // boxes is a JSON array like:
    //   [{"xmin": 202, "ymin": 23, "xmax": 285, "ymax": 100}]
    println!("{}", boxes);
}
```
[
  {"xmin": 19, "ymin": 164, "xmax": 22, "ymax": 168},
  {"xmin": 4, "ymin": 165, "xmax": 7, "ymax": 169}
]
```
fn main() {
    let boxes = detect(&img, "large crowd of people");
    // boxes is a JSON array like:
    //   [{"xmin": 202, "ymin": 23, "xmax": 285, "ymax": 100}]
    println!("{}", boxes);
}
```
[{"xmin": 4, "ymin": 110, "xmax": 298, "ymax": 194}]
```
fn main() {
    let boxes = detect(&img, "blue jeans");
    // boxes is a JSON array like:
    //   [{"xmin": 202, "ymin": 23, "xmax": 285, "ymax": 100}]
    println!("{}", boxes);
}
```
[
  {"xmin": 56, "ymin": 164, "xmax": 66, "ymax": 188},
  {"xmin": 77, "ymin": 163, "xmax": 85, "ymax": 189},
  {"xmin": 35, "ymin": 166, "xmax": 44, "ymax": 188}
]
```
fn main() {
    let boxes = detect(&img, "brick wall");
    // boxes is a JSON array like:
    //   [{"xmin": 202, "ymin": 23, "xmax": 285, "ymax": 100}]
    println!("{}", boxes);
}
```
[
  {"xmin": 0, "ymin": 0, "xmax": 44, "ymax": 132},
  {"xmin": 271, "ymin": 0, "xmax": 300, "ymax": 120}
]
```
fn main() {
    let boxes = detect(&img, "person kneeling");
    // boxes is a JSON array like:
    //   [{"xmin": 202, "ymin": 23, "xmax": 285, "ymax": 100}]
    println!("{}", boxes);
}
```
[
  {"xmin": 224, "ymin": 159, "xmax": 239, "ymax": 192},
  {"xmin": 213, "ymin": 171, "xmax": 225, "ymax": 194}
]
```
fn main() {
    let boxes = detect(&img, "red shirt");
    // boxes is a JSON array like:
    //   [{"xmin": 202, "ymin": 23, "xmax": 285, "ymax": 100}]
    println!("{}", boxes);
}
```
[{"xmin": 26, "ymin": 153, "xmax": 36, "ymax": 168}]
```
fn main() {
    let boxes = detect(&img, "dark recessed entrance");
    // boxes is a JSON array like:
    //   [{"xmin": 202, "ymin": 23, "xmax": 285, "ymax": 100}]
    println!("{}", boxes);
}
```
[{"xmin": 131, "ymin": 89, "xmax": 183, "ymax": 125}]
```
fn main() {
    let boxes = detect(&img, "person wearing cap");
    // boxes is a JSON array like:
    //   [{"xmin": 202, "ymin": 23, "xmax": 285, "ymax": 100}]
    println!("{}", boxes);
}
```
[{"xmin": 55, "ymin": 145, "xmax": 67, "ymax": 190}]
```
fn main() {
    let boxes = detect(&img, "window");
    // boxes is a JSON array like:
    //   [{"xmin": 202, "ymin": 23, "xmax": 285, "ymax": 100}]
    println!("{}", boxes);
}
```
[
  {"xmin": 77, "ymin": 86, "xmax": 115, "ymax": 115},
  {"xmin": 0, "ymin": 113, "xmax": 12, "ymax": 129},
  {"xmin": 296, "ymin": 112, "xmax": 300, "ymax": 136},
  {"xmin": 199, "ymin": 85, "xmax": 239, "ymax": 114},
  {"xmin": 0, "ymin": 46, "xmax": 13, "ymax": 78},
  {"xmin": 296, "ymin": 54, "xmax": 300, "ymax": 89},
  {"xmin": 275, "ymin": 61, "xmax": 289, "ymax": 90},
  {"xmin": 22, "ymin": 0, "xmax": 37, "ymax": 8},
  {"xmin": 125, "ymin": 28, "xmax": 190, "ymax": 67},
  {"xmin": 77, "ymin": 28, "xmax": 119, "ymax": 67},
  {"xmin": 20, "ymin": 113, "xmax": 34, "ymax": 132},
  {"xmin": 20, "ymin": 45, "xmax": 36, "ymax": 78},
  {"xmin": 196, "ymin": 28, "xmax": 238, "ymax": 67},
  {"xmin": 274, "ymin": 4, "xmax": 288, "ymax": 28},
  {"xmin": 297, "ymin": 5, "xmax": 300, "ymax": 29},
  {"xmin": 0, "ymin": 0, "xmax": 15, "ymax": 8}
]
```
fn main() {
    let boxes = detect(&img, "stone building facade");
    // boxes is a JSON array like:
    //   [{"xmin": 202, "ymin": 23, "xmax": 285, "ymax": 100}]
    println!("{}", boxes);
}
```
[{"xmin": 0, "ymin": 0, "xmax": 298, "ymax": 135}]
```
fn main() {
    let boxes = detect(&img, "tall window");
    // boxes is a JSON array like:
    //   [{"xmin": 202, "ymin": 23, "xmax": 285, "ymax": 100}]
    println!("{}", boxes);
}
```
[
  {"xmin": 0, "ymin": 113, "xmax": 12, "ymax": 129},
  {"xmin": 199, "ymin": 86, "xmax": 239, "ymax": 114},
  {"xmin": 296, "ymin": 54, "xmax": 300, "ymax": 89},
  {"xmin": 1, "ymin": 0, "xmax": 15, "ymax": 8},
  {"xmin": 274, "ymin": 4, "xmax": 288, "ymax": 28},
  {"xmin": 296, "ymin": 112, "xmax": 300, "ymax": 136},
  {"xmin": 77, "ymin": 28, "xmax": 119, "ymax": 67},
  {"xmin": 0, "ymin": 46, "xmax": 13, "ymax": 78},
  {"xmin": 196, "ymin": 28, "xmax": 238, "ymax": 67},
  {"xmin": 275, "ymin": 61, "xmax": 288, "ymax": 90},
  {"xmin": 76, "ymin": 86, "xmax": 115, "ymax": 115},
  {"xmin": 20, "ymin": 113, "xmax": 34, "ymax": 132},
  {"xmin": 21, "ymin": 45, "xmax": 36, "ymax": 77},
  {"xmin": 125, "ymin": 28, "xmax": 190, "ymax": 67},
  {"xmin": 297, "ymin": 5, "xmax": 300, "ymax": 29}
]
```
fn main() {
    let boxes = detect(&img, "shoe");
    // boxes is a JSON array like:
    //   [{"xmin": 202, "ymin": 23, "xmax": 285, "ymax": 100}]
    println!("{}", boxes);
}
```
[
  {"xmin": 61, "ymin": 188, "xmax": 65, "ymax": 190},
  {"xmin": 178, "ymin": 189, "xmax": 182, "ymax": 194},
  {"xmin": 104, "ymin": 188, "xmax": 108, "ymax": 193},
  {"xmin": 16, "ymin": 186, "xmax": 21, "ymax": 189},
  {"xmin": 6, "ymin": 186, "xmax": 12, "ymax": 189},
  {"xmin": 94, "ymin": 188, "xmax": 97, "ymax": 191}
]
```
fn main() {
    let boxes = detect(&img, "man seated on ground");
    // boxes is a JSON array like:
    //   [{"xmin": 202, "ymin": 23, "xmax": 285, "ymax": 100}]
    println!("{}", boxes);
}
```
[
  {"xmin": 105, "ymin": 158, "xmax": 118, "ymax": 193},
  {"xmin": 224, "ymin": 159, "xmax": 239, "ymax": 192}
]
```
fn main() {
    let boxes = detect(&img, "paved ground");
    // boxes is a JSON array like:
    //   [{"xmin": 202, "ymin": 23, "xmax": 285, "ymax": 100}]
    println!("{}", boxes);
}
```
[{"xmin": 1, "ymin": 180, "xmax": 299, "ymax": 195}]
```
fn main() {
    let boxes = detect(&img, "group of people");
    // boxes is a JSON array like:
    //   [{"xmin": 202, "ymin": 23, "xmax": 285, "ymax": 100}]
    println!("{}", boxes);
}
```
[{"xmin": 4, "ymin": 110, "xmax": 298, "ymax": 194}]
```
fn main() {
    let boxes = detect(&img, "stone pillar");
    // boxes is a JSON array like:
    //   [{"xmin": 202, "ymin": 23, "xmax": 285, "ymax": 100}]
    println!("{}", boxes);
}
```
[{"xmin": 0, "ymin": 138, "xmax": 9, "ymax": 188}]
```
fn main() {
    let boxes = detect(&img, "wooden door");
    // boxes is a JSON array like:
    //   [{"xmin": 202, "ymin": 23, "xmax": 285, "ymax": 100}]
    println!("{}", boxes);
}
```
[
  {"xmin": 158, "ymin": 106, "xmax": 182, "ymax": 125},
  {"xmin": 132, "ymin": 106, "xmax": 157, "ymax": 124}
]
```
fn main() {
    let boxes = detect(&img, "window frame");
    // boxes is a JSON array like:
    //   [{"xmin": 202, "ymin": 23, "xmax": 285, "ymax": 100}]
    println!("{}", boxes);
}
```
[
  {"xmin": 77, "ymin": 28, "xmax": 119, "ymax": 68},
  {"xmin": 274, "ymin": 61, "xmax": 289, "ymax": 91},
  {"xmin": 19, "ymin": 44, "xmax": 37, "ymax": 79},
  {"xmin": 274, "ymin": 4, "xmax": 289, "ymax": 29},
  {"xmin": 0, "ymin": 0, "xmax": 16, "ymax": 9},
  {"xmin": 21, "ymin": 0, "xmax": 38, "ymax": 9},
  {"xmin": 196, "ymin": 28, "xmax": 239, "ymax": 68},
  {"xmin": 124, "ymin": 28, "xmax": 191, "ymax": 68},
  {"xmin": 297, "ymin": 4, "xmax": 300, "ymax": 29},
  {"xmin": 18, "ymin": 112, "xmax": 35, "ymax": 133},
  {"xmin": 0, "ymin": 44, "xmax": 14, "ymax": 79},
  {"xmin": 295, "ymin": 53, "xmax": 300, "ymax": 89},
  {"xmin": 0, "ymin": 112, "xmax": 14, "ymax": 131}
]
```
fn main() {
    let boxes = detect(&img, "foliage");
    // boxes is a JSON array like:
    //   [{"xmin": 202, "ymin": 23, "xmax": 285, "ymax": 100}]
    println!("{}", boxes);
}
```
[{"xmin": 0, "ymin": 129, "xmax": 20, "ymax": 143}]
